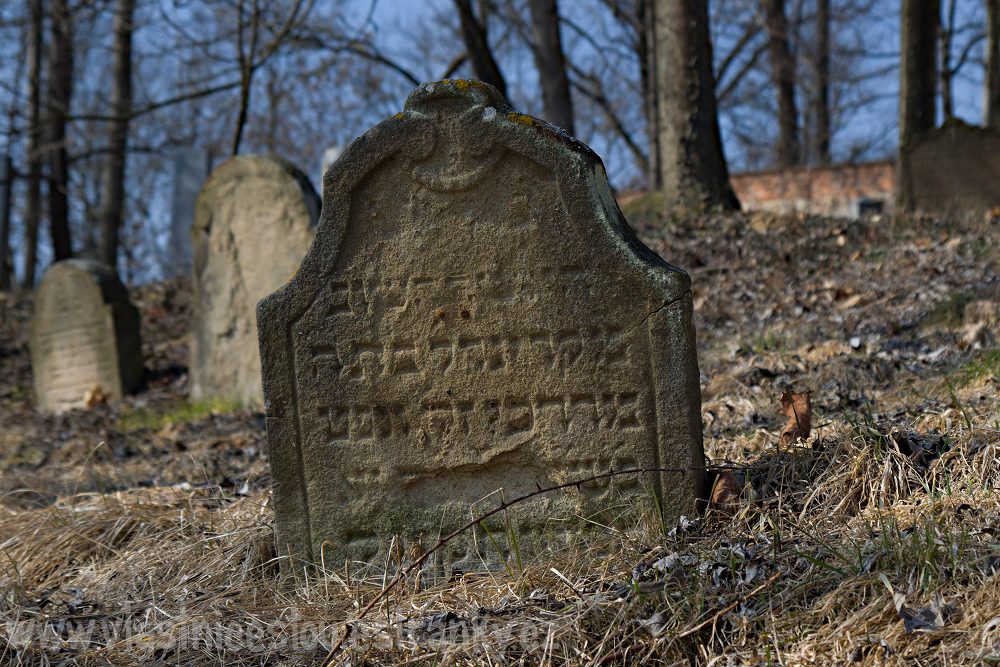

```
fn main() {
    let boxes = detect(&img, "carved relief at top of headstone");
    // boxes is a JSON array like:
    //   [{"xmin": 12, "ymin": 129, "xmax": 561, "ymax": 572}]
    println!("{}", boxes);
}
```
[
  {"xmin": 31, "ymin": 259, "xmax": 143, "ymax": 413},
  {"xmin": 190, "ymin": 155, "xmax": 319, "ymax": 407},
  {"xmin": 258, "ymin": 80, "xmax": 705, "ymax": 567}
]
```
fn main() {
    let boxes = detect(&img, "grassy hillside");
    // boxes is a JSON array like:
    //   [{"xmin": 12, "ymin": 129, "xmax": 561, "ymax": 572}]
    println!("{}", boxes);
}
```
[{"xmin": 1, "ymin": 209, "xmax": 998, "ymax": 665}]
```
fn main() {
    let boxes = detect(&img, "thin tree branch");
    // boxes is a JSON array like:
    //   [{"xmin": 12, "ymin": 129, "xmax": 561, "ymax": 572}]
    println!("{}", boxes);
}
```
[
  {"xmin": 717, "ymin": 41, "xmax": 769, "ymax": 104},
  {"xmin": 440, "ymin": 52, "xmax": 468, "ymax": 79},
  {"xmin": 568, "ymin": 64, "xmax": 649, "ymax": 172},
  {"xmin": 715, "ymin": 17, "xmax": 763, "ymax": 90}
]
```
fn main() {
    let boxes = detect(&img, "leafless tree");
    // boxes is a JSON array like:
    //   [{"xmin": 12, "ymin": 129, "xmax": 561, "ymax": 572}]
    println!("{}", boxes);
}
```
[
  {"xmin": 0, "ymin": 8, "xmax": 26, "ymax": 290},
  {"xmin": 527, "ymin": 0, "xmax": 575, "ymax": 133},
  {"xmin": 653, "ymin": 0, "xmax": 738, "ymax": 209},
  {"xmin": 0, "ymin": 156, "xmax": 11, "ymax": 291},
  {"xmin": 22, "ymin": 0, "xmax": 44, "ymax": 288},
  {"xmin": 639, "ymin": 0, "xmax": 659, "ymax": 186},
  {"xmin": 762, "ymin": 0, "xmax": 800, "ymax": 166},
  {"xmin": 231, "ymin": 0, "xmax": 309, "ymax": 155},
  {"xmin": 988, "ymin": 0, "xmax": 1000, "ymax": 128},
  {"xmin": 97, "ymin": 0, "xmax": 134, "ymax": 271},
  {"xmin": 898, "ymin": 0, "xmax": 939, "ymax": 210},
  {"xmin": 453, "ymin": 0, "xmax": 508, "ymax": 97},
  {"xmin": 814, "ymin": 0, "xmax": 830, "ymax": 163},
  {"xmin": 941, "ymin": 0, "xmax": 958, "ymax": 120},
  {"xmin": 899, "ymin": 0, "xmax": 939, "ymax": 141},
  {"xmin": 934, "ymin": 0, "xmax": 985, "ymax": 124},
  {"xmin": 46, "ymin": 0, "xmax": 73, "ymax": 261}
]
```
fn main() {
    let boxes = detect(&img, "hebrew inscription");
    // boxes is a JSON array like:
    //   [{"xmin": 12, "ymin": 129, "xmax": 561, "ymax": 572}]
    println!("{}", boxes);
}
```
[{"xmin": 258, "ymin": 80, "xmax": 704, "ymax": 568}]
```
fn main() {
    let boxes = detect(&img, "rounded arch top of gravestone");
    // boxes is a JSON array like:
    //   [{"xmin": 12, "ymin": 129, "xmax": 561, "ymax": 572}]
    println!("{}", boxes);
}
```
[
  {"xmin": 258, "ymin": 80, "xmax": 703, "ymax": 569},
  {"xmin": 30, "ymin": 258, "xmax": 143, "ymax": 413},
  {"xmin": 189, "ymin": 154, "xmax": 320, "ymax": 408}
]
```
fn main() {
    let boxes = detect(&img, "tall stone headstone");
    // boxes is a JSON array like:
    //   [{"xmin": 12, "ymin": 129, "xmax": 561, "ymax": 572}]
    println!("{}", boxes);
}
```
[
  {"xmin": 166, "ymin": 147, "xmax": 210, "ymax": 279},
  {"xmin": 258, "ymin": 80, "xmax": 704, "ymax": 567},
  {"xmin": 31, "ymin": 259, "xmax": 143, "ymax": 413},
  {"xmin": 190, "ymin": 155, "xmax": 319, "ymax": 407}
]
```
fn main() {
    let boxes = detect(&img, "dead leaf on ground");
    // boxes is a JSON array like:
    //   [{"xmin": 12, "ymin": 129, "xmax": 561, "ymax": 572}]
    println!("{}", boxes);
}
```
[
  {"xmin": 84, "ymin": 384, "xmax": 108, "ymax": 407},
  {"xmin": 779, "ymin": 390, "xmax": 812, "ymax": 446},
  {"xmin": 707, "ymin": 470, "xmax": 745, "ymax": 517}
]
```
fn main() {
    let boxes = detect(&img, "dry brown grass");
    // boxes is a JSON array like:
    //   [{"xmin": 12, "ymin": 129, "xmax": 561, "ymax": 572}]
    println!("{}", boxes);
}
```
[
  {"xmin": 2, "ymin": 210, "xmax": 998, "ymax": 665},
  {"xmin": 2, "ymin": 419, "xmax": 998, "ymax": 665}
]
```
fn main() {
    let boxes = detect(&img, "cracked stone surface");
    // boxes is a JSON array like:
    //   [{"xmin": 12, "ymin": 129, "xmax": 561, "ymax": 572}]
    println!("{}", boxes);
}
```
[
  {"xmin": 257, "ymin": 80, "xmax": 705, "ymax": 568},
  {"xmin": 190, "ymin": 155, "xmax": 319, "ymax": 407}
]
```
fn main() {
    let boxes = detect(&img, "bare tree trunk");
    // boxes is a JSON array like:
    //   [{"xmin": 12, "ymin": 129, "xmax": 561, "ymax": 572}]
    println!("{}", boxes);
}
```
[
  {"xmin": 653, "ymin": 0, "xmax": 738, "ymax": 210},
  {"xmin": 897, "ymin": 0, "xmax": 939, "ymax": 211},
  {"xmin": 98, "ymin": 0, "xmax": 135, "ymax": 271},
  {"xmin": 986, "ymin": 0, "xmax": 1000, "ymax": 129},
  {"xmin": 0, "ymin": 156, "xmax": 11, "ymax": 290},
  {"xmin": 231, "ymin": 0, "xmax": 260, "ymax": 156},
  {"xmin": 639, "ymin": 0, "xmax": 661, "ymax": 188},
  {"xmin": 23, "ymin": 0, "xmax": 44, "ymax": 288},
  {"xmin": 453, "ymin": 0, "xmax": 507, "ymax": 98},
  {"xmin": 940, "ymin": 0, "xmax": 956, "ymax": 122},
  {"xmin": 0, "ymin": 13, "xmax": 28, "ymax": 292},
  {"xmin": 762, "ymin": 0, "xmax": 799, "ymax": 167},
  {"xmin": 527, "ymin": 0, "xmax": 574, "ymax": 134},
  {"xmin": 814, "ymin": 0, "xmax": 831, "ymax": 164},
  {"xmin": 46, "ymin": 0, "xmax": 74, "ymax": 260}
]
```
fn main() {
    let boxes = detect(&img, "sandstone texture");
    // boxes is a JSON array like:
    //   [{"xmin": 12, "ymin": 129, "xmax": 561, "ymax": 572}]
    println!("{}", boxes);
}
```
[
  {"xmin": 258, "ymin": 80, "xmax": 705, "ymax": 567},
  {"xmin": 31, "ymin": 259, "xmax": 142, "ymax": 413},
  {"xmin": 190, "ymin": 155, "xmax": 319, "ymax": 407}
]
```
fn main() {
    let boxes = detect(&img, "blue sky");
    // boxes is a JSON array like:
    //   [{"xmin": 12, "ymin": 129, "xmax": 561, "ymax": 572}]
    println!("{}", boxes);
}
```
[{"xmin": 342, "ymin": 0, "xmax": 989, "ymax": 180}]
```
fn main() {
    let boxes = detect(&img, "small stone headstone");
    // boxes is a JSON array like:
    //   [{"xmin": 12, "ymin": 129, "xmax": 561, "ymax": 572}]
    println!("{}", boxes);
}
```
[
  {"xmin": 190, "ymin": 155, "xmax": 319, "ymax": 407},
  {"xmin": 166, "ymin": 147, "xmax": 210, "ymax": 279},
  {"xmin": 258, "ymin": 80, "xmax": 705, "ymax": 567},
  {"xmin": 31, "ymin": 259, "xmax": 143, "ymax": 413}
]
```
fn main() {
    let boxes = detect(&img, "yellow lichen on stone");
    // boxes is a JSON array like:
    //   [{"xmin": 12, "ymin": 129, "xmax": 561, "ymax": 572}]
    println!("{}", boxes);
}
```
[
  {"xmin": 392, "ymin": 112, "xmax": 405, "ymax": 121},
  {"xmin": 507, "ymin": 112, "xmax": 535, "ymax": 126},
  {"xmin": 455, "ymin": 79, "xmax": 470, "ymax": 91}
]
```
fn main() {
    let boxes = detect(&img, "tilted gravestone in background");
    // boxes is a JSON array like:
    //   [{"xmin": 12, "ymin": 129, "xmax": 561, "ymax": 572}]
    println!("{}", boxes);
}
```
[
  {"xmin": 258, "ymin": 80, "xmax": 705, "ymax": 568},
  {"xmin": 190, "ymin": 155, "xmax": 319, "ymax": 407},
  {"xmin": 31, "ymin": 259, "xmax": 143, "ymax": 413}
]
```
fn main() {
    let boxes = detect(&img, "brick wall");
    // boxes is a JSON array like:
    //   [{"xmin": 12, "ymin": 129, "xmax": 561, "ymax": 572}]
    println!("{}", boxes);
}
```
[{"xmin": 730, "ymin": 161, "xmax": 895, "ymax": 218}]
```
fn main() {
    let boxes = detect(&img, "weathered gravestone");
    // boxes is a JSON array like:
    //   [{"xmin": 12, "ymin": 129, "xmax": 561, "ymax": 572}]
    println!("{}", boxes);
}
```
[
  {"xmin": 190, "ymin": 155, "xmax": 319, "ymax": 407},
  {"xmin": 31, "ymin": 259, "xmax": 143, "ymax": 413},
  {"xmin": 901, "ymin": 121, "xmax": 1000, "ymax": 214},
  {"xmin": 258, "ymin": 80, "xmax": 705, "ymax": 567}
]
